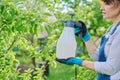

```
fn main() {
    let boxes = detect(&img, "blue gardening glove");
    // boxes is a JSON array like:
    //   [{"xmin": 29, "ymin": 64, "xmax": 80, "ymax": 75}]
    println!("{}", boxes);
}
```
[
  {"xmin": 74, "ymin": 20, "xmax": 90, "ymax": 42},
  {"xmin": 56, "ymin": 57, "xmax": 82, "ymax": 66},
  {"xmin": 61, "ymin": 20, "xmax": 76, "ymax": 28}
]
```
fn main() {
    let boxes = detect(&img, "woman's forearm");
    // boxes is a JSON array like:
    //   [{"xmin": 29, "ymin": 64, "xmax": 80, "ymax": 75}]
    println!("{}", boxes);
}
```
[
  {"xmin": 82, "ymin": 60, "xmax": 95, "ymax": 71},
  {"xmin": 85, "ymin": 39, "xmax": 97, "ymax": 55},
  {"xmin": 80, "ymin": 39, "xmax": 98, "ymax": 71}
]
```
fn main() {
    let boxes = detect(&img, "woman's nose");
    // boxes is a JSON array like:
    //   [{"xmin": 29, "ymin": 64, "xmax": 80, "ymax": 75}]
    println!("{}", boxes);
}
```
[{"xmin": 100, "ymin": 5, "xmax": 104, "ymax": 12}]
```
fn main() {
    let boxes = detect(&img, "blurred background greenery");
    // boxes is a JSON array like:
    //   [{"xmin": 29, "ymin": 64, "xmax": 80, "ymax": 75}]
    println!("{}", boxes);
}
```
[{"xmin": 0, "ymin": 0, "xmax": 112, "ymax": 80}]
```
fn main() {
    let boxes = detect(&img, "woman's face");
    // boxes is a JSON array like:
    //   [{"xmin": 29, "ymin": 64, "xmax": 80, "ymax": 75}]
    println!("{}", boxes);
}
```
[{"xmin": 100, "ymin": 2, "xmax": 120, "ymax": 20}]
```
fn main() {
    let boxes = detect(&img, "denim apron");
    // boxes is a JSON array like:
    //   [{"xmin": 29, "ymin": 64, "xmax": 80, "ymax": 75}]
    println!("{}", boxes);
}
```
[{"xmin": 97, "ymin": 22, "xmax": 120, "ymax": 80}]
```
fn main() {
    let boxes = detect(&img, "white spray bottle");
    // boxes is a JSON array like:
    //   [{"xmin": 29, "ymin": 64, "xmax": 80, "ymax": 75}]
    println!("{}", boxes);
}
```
[{"xmin": 56, "ymin": 13, "xmax": 77, "ymax": 59}]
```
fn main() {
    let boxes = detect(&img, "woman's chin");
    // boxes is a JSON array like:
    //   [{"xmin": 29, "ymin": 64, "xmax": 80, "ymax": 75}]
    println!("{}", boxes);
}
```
[{"xmin": 102, "ymin": 16, "xmax": 109, "ymax": 19}]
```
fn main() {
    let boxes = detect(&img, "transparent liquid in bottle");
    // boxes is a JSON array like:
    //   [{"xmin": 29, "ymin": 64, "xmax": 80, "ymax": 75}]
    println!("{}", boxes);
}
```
[{"xmin": 56, "ymin": 27, "xmax": 77, "ymax": 59}]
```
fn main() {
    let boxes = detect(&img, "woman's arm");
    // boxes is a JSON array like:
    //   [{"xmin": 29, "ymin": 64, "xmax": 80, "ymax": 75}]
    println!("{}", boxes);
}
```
[
  {"xmin": 79, "ymin": 39, "xmax": 97, "ymax": 70},
  {"xmin": 84, "ymin": 39, "xmax": 99, "ymax": 61},
  {"xmin": 79, "ymin": 39, "xmax": 97, "ymax": 71},
  {"xmin": 81, "ymin": 60, "xmax": 95, "ymax": 70},
  {"xmin": 84, "ymin": 39, "xmax": 97, "ymax": 54},
  {"xmin": 82, "ymin": 32, "xmax": 120, "ymax": 75}
]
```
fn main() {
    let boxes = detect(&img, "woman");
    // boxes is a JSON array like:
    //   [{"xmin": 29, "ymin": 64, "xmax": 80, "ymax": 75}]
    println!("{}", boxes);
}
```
[{"xmin": 56, "ymin": 0, "xmax": 120, "ymax": 80}]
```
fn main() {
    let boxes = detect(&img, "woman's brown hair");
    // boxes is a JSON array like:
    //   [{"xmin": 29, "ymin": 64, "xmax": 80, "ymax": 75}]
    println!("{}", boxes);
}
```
[{"xmin": 101, "ymin": 0, "xmax": 120, "ymax": 6}]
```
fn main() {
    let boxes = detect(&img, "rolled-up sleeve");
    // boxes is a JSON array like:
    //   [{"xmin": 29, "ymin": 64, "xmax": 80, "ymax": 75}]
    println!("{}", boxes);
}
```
[{"xmin": 94, "ymin": 33, "xmax": 120, "ymax": 75}]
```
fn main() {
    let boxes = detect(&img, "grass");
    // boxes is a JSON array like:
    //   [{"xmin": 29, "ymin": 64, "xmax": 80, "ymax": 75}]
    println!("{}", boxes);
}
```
[
  {"xmin": 47, "ymin": 62, "xmax": 76, "ymax": 80},
  {"xmin": 16, "ymin": 54, "xmax": 76, "ymax": 80},
  {"xmin": 16, "ymin": 52, "xmax": 96, "ymax": 80}
]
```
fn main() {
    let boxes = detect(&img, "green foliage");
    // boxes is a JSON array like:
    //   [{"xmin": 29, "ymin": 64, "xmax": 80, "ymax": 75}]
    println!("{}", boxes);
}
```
[
  {"xmin": 0, "ymin": 0, "xmax": 52, "ymax": 79},
  {"xmin": 0, "ymin": 0, "xmax": 112, "ymax": 80}
]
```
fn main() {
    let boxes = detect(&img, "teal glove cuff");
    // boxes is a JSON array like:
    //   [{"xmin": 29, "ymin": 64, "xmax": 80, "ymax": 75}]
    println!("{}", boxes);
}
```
[
  {"xmin": 82, "ymin": 31, "xmax": 90, "ymax": 42},
  {"xmin": 65, "ymin": 57, "xmax": 82, "ymax": 66},
  {"xmin": 74, "ymin": 27, "xmax": 81, "ymax": 34}
]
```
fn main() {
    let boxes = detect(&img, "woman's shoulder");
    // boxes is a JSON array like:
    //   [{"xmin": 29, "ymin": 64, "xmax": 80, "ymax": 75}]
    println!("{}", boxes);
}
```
[
  {"xmin": 108, "ymin": 23, "xmax": 120, "ymax": 41},
  {"xmin": 117, "ymin": 23, "xmax": 120, "ymax": 30},
  {"xmin": 112, "ymin": 24, "xmax": 120, "ymax": 40},
  {"xmin": 115, "ymin": 23, "xmax": 120, "ymax": 34}
]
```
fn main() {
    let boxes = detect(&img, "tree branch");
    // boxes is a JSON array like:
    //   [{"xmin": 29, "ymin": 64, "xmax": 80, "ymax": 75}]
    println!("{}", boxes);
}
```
[{"xmin": 5, "ymin": 37, "xmax": 20, "ymax": 54}]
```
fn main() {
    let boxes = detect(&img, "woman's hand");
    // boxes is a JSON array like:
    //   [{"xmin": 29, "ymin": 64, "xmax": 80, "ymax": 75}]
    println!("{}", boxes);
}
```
[
  {"xmin": 74, "ymin": 20, "xmax": 91, "ymax": 42},
  {"xmin": 56, "ymin": 57, "xmax": 83, "ymax": 66}
]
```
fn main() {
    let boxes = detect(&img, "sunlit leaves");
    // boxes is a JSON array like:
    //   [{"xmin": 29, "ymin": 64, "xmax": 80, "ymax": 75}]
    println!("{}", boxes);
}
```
[{"xmin": 0, "ymin": 0, "xmax": 112, "ymax": 80}]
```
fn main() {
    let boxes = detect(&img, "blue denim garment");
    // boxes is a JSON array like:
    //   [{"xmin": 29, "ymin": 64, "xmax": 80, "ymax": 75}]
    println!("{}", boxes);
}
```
[{"xmin": 97, "ymin": 22, "xmax": 120, "ymax": 80}]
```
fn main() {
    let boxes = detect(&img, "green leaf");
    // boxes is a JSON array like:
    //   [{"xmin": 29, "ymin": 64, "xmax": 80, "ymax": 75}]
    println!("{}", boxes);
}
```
[{"xmin": 43, "ymin": 12, "xmax": 52, "ymax": 16}]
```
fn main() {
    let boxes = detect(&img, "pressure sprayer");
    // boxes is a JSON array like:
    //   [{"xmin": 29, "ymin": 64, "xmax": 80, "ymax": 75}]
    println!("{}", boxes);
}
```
[{"xmin": 56, "ymin": 13, "xmax": 77, "ymax": 59}]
